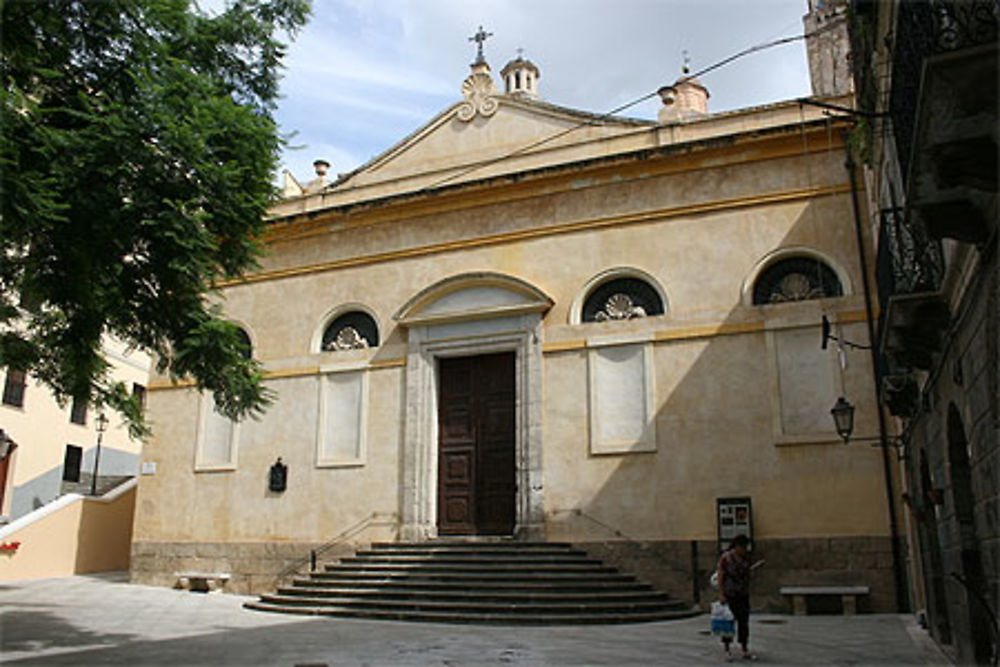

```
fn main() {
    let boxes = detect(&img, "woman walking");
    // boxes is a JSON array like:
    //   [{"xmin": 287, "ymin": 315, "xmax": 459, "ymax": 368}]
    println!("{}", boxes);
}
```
[{"xmin": 716, "ymin": 534, "xmax": 763, "ymax": 661}]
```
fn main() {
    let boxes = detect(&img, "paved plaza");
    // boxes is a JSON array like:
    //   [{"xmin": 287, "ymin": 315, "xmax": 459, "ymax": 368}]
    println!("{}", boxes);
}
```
[{"xmin": 1, "ymin": 573, "xmax": 951, "ymax": 666}]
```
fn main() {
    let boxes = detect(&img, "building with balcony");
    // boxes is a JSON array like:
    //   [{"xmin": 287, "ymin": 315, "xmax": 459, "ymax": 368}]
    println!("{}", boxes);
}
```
[{"xmin": 850, "ymin": 1, "xmax": 997, "ymax": 663}]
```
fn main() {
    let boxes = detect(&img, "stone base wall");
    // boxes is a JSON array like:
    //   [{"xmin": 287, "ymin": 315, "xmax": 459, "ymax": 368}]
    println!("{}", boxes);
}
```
[
  {"xmin": 132, "ymin": 535, "xmax": 900, "ymax": 611},
  {"xmin": 579, "ymin": 536, "xmax": 899, "ymax": 613},
  {"xmin": 130, "ymin": 541, "xmax": 361, "ymax": 595},
  {"xmin": 901, "ymin": 253, "xmax": 999, "ymax": 666}
]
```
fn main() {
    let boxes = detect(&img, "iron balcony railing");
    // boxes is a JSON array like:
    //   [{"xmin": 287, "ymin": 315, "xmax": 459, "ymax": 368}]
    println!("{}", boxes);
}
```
[
  {"xmin": 876, "ymin": 206, "xmax": 944, "ymax": 306},
  {"xmin": 875, "ymin": 206, "xmax": 945, "ymax": 385},
  {"xmin": 889, "ymin": 0, "xmax": 999, "ymax": 185}
]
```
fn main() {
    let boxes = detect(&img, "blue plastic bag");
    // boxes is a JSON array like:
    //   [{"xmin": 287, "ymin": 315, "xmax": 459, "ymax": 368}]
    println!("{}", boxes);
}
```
[{"xmin": 710, "ymin": 601, "xmax": 735, "ymax": 637}]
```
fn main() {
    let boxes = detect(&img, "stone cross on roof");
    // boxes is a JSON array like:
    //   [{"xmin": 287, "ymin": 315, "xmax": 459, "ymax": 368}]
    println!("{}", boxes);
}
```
[{"xmin": 469, "ymin": 25, "xmax": 493, "ymax": 64}]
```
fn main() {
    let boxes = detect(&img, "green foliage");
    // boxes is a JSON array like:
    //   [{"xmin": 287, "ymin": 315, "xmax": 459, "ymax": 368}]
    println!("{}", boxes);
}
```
[{"xmin": 0, "ymin": 0, "xmax": 310, "ymax": 437}]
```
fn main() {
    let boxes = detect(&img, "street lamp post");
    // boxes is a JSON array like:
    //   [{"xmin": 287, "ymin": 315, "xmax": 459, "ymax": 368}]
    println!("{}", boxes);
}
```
[{"xmin": 90, "ymin": 413, "xmax": 109, "ymax": 496}]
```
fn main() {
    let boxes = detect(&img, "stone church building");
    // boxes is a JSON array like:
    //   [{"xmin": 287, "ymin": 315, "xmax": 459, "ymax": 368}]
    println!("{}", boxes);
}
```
[{"xmin": 132, "ymin": 11, "xmax": 904, "ymax": 613}]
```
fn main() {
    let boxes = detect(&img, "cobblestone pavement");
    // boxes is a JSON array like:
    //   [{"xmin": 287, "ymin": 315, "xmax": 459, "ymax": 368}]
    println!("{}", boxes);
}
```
[{"xmin": 0, "ymin": 573, "xmax": 952, "ymax": 666}]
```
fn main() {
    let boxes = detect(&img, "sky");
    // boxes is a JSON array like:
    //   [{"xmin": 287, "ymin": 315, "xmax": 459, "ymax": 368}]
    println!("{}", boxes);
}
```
[{"xmin": 270, "ymin": 0, "xmax": 815, "ymax": 183}]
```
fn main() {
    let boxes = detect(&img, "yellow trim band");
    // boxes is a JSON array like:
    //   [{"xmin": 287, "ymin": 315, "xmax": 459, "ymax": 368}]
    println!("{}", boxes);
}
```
[
  {"xmin": 148, "ymin": 359, "xmax": 406, "ymax": 391},
  {"xmin": 227, "ymin": 184, "xmax": 850, "ymax": 288}
]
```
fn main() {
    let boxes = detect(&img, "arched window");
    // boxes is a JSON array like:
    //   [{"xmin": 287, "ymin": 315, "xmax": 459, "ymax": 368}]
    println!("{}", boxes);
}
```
[
  {"xmin": 751, "ymin": 257, "xmax": 843, "ymax": 305},
  {"xmin": 234, "ymin": 327, "xmax": 252, "ymax": 360},
  {"xmin": 322, "ymin": 311, "xmax": 379, "ymax": 351},
  {"xmin": 582, "ymin": 277, "xmax": 664, "ymax": 323}
]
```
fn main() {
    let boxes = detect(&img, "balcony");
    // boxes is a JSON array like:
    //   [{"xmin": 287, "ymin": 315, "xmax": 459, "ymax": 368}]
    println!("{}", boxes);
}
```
[
  {"xmin": 890, "ymin": 0, "xmax": 997, "ymax": 244},
  {"xmin": 876, "ymin": 207, "xmax": 949, "ymax": 415}
]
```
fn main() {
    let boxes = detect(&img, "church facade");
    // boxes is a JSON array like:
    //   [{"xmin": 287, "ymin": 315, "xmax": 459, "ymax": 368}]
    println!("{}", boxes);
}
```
[{"xmin": 131, "ymin": 22, "xmax": 904, "ymax": 612}]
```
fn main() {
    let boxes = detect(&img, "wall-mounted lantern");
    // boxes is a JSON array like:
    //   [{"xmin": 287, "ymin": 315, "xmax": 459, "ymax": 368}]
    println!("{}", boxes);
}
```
[
  {"xmin": 269, "ymin": 458, "xmax": 287, "ymax": 493},
  {"xmin": 830, "ymin": 395, "xmax": 909, "ymax": 459},
  {"xmin": 831, "ymin": 396, "xmax": 855, "ymax": 443}
]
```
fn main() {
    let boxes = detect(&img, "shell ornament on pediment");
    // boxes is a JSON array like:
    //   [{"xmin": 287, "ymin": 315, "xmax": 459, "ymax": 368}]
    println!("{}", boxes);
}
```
[{"xmin": 457, "ymin": 71, "xmax": 499, "ymax": 122}]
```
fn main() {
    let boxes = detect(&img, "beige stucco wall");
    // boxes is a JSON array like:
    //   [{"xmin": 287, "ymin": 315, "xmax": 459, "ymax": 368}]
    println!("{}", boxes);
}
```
[
  {"xmin": 136, "ymin": 122, "xmax": 891, "ymax": 551},
  {"xmin": 0, "ymin": 483, "xmax": 135, "ymax": 580},
  {"xmin": 135, "ymin": 369, "xmax": 402, "ymax": 543},
  {"xmin": 1, "ymin": 337, "xmax": 150, "ymax": 518}
]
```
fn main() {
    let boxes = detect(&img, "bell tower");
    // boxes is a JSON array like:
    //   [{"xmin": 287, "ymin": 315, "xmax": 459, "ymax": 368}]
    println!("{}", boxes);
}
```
[
  {"xmin": 803, "ymin": 0, "xmax": 853, "ymax": 97},
  {"xmin": 500, "ymin": 49, "xmax": 540, "ymax": 100}
]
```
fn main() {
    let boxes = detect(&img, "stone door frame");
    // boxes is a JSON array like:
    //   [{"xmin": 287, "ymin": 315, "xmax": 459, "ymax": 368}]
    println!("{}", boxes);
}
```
[
  {"xmin": 398, "ymin": 317, "xmax": 545, "ymax": 541},
  {"xmin": 393, "ymin": 273, "xmax": 552, "ymax": 542}
]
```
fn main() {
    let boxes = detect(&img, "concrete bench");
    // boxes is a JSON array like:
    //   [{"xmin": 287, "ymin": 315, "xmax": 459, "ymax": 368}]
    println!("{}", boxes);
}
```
[
  {"xmin": 780, "ymin": 585, "xmax": 870, "ymax": 615},
  {"xmin": 175, "ymin": 571, "xmax": 231, "ymax": 593}
]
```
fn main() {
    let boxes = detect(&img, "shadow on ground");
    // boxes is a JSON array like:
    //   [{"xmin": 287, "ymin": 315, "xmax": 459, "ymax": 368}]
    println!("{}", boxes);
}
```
[
  {"xmin": 1, "ymin": 612, "xmax": 938, "ymax": 667},
  {"xmin": 1, "ymin": 609, "xmax": 138, "ymax": 655}
]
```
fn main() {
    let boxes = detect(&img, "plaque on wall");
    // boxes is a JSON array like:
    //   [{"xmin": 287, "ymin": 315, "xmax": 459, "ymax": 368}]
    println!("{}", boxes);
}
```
[{"xmin": 716, "ymin": 496, "xmax": 753, "ymax": 553}]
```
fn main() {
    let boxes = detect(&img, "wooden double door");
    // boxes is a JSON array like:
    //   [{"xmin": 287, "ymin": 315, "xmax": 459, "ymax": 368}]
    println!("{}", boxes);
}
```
[{"xmin": 437, "ymin": 352, "xmax": 516, "ymax": 535}]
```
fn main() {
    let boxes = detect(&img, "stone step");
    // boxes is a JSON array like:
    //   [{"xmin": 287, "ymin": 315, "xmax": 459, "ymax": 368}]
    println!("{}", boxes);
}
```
[
  {"xmin": 350, "ymin": 551, "xmax": 592, "ymax": 562},
  {"xmin": 308, "ymin": 569, "xmax": 637, "ymax": 584},
  {"xmin": 61, "ymin": 474, "xmax": 133, "ymax": 497},
  {"xmin": 244, "ymin": 601, "xmax": 700, "ymax": 625},
  {"xmin": 247, "ymin": 541, "xmax": 693, "ymax": 625},
  {"xmin": 291, "ymin": 577, "xmax": 653, "ymax": 592},
  {"xmin": 279, "ymin": 585, "xmax": 674, "ymax": 604},
  {"xmin": 256, "ymin": 593, "xmax": 686, "ymax": 615},
  {"xmin": 363, "ymin": 545, "xmax": 583, "ymax": 557},
  {"xmin": 324, "ymin": 562, "xmax": 617, "ymax": 574},
  {"xmin": 369, "ymin": 541, "xmax": 575, "ymax": 551}
]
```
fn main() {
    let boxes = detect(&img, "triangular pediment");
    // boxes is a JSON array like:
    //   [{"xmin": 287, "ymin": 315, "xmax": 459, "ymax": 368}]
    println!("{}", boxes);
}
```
[{"xmin": 330, "ymin": 96, "xmax": 653, "ymax": 197}]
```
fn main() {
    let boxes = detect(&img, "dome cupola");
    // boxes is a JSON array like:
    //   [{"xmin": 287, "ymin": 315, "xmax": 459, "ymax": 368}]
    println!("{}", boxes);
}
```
[{"xmin": 500, "ymin": 49, "xmax": 540, "ymax": 100}]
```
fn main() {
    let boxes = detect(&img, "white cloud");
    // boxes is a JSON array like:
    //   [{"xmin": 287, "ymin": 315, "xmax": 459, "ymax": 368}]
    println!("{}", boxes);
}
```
[{"xmin": 275, "ymin": 0, "xmax": 816, "ymax": 180}]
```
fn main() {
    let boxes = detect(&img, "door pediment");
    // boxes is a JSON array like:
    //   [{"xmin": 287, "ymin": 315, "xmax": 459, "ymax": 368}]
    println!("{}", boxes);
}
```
[{"xmin": 394, "ymin": 273, "xmax": 553, "ymax": 327}]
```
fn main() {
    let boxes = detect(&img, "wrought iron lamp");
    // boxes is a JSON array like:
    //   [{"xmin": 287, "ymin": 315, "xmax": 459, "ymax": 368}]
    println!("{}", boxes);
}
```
[
  {"xmin": 829, "ymin": 396, "xmax": 909, "ymax": 458},
  {"xmin": 90, "ymin": 413, "xmax": 109, "ymax": 496},
  {"xmin": 831, "ymin": 396, "xmax": 855, "ymax": 443}
]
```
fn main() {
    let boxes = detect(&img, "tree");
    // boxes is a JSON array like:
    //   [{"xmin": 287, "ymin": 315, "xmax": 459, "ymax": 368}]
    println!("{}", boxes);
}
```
[{"xmin": 0, "ymin": 0, "xmax": 310, "ymax": 436}]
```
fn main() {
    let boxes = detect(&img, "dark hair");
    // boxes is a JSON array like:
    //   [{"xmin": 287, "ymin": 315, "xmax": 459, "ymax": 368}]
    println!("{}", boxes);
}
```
[{"xmin": 729, "ymin": 534, "xmax": 750, "ymax": 549}]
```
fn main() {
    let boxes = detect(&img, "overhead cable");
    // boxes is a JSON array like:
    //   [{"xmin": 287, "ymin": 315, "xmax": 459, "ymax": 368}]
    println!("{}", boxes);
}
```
[{"xmin": 423, "ymin": 21, "xmax": 841, "ymax": 192}]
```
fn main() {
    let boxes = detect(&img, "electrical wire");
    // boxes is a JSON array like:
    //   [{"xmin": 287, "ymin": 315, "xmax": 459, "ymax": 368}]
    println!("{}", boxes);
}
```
[{"xmin": 422, "ymin": 20, "xmax": 842, "ymax": 193}]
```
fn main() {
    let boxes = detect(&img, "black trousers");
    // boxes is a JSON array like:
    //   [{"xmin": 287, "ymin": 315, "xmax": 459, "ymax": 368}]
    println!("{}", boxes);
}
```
[{"xmin": 724, "ymin": 594, "xmax": 751, "ymax": 647}]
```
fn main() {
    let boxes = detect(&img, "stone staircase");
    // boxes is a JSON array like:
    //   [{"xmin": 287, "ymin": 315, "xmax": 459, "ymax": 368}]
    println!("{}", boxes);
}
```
[
  {"xmin": 245, "ymin": 541, "xmax": 698, "ymax": 624},
  {"xmin": 61, "ymin": 474, "xmax": 133, "ymax": 497}
]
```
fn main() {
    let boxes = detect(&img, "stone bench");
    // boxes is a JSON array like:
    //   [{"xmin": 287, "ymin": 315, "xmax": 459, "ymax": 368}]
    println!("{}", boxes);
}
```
[
  {"xmin": 175, "ymin": 571, "xmax": 231, "ymax": 593},
  {"xmin": 779, "ymin": 585, "xmax": 870, "ymax": 615}
]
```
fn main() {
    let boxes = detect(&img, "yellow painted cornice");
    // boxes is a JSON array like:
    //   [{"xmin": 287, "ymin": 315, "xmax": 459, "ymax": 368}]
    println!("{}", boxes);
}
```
[
  {"xmin": 226, "ymin": 183, "xmax": 850, "ymax": 288},
  {"xmin": 653, "ymin": 321, "xmax": 767, "ymax": 342},
  {"xmin": 147, "ymin": 359, "xmax": 406, "ymax": 391},
  {"xmin": 541, "ymin": 309, "xmax": 869, "ymax": 354},
  {"xmin": 264, "ymin": 127, "xmax": 845, "ymax": 246},
  {"xmin": 149, "ymin": 309, "xmax": 869, "ymax": 390}
]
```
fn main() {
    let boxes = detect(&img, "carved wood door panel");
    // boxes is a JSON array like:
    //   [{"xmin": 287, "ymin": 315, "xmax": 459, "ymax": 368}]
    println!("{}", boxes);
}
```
[{"xmin": 437, "ymin": 352, "xmax": 515, "ymax": 535}]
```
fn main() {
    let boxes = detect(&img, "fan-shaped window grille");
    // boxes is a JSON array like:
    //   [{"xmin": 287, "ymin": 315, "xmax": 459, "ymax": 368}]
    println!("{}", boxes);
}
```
[
  {"xmin": 235, "ymin": 327, "xmax": 252, "ymax": 360},
  {"xmin": 752, "ymin": 257, "xmax": 843, "ymax": 305},
  {"xmin": 582, "ymin": 278, "xmax": 664, "ymax": 323},
  {"xmin": 322, "ymin": 312, "xmax": 379, "ymax": 351}
]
